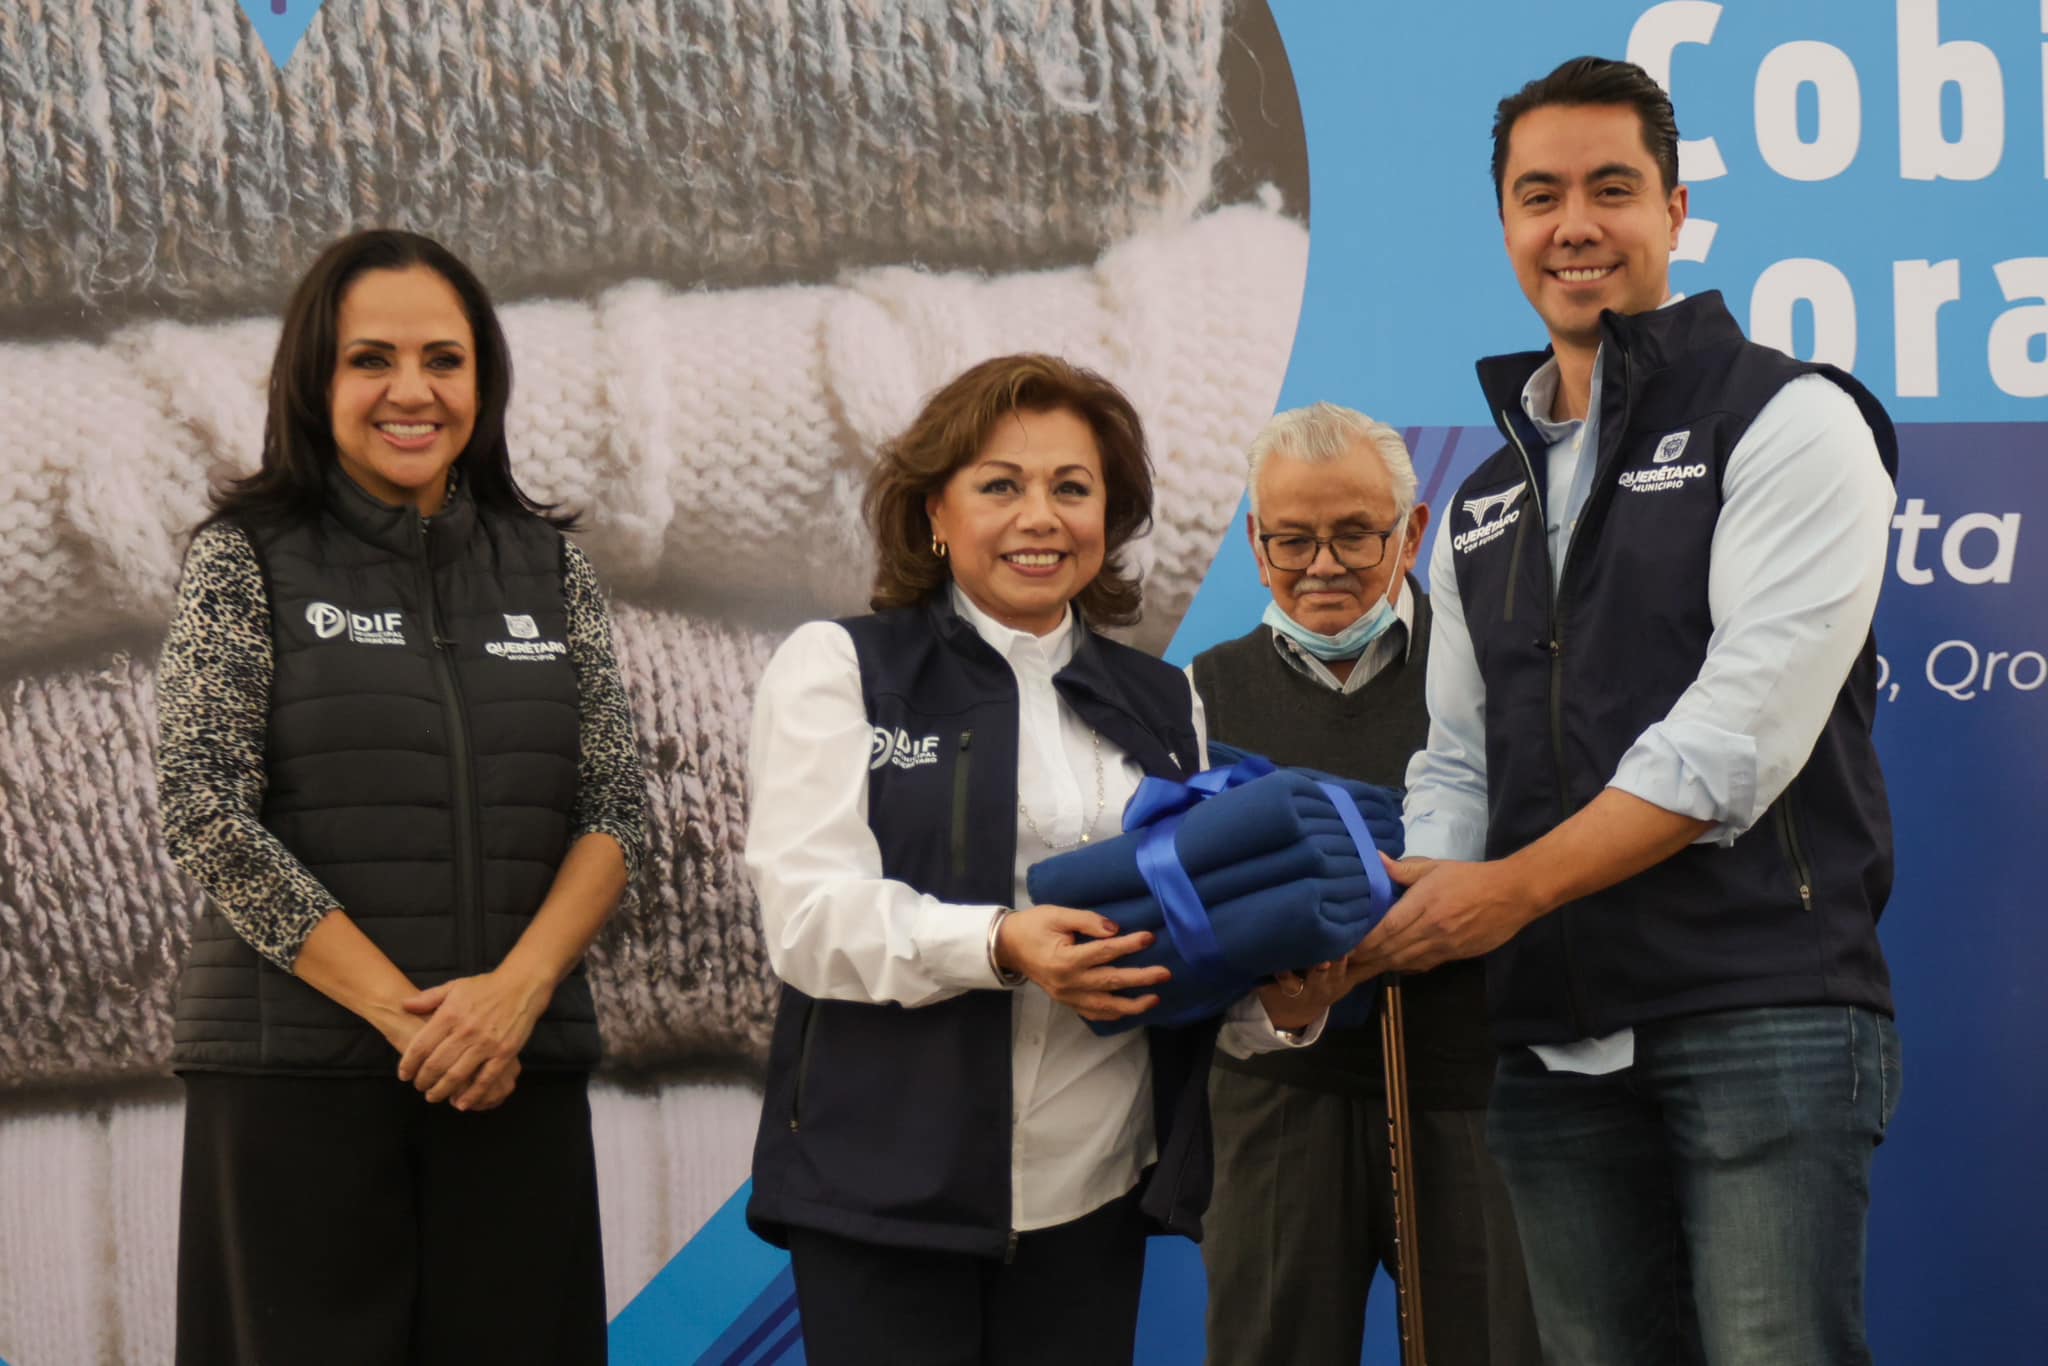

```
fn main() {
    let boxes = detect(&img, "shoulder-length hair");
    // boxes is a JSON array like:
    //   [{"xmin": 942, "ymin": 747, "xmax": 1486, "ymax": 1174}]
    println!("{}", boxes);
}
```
[
  {"xmin": 205, "ymin": 228, "xmax": 572, "ymax": 528},
  {"xmin": 863, "ymin": 354, "xmax": 1155, "ymax": 626}
]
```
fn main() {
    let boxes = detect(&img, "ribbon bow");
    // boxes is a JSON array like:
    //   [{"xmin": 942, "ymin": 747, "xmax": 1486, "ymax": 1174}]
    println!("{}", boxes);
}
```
[{"xmin": 1122, "ymin": 753, "xmax": 1276, "ymax": 832}]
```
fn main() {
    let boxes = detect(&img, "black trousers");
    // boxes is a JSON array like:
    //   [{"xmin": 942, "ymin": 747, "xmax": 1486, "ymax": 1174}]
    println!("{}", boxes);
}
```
[
  {"xmin": 1203, "ymin": 1067, "xmax": 1542, "ymax": 1366},
  {"xmin": 786, "ymin": 1185, "xmax": 1150, "ymax": 1366},
  {"xmin": 175, "ymin": 1070, "xmax": 606, "ymax": 1366}
]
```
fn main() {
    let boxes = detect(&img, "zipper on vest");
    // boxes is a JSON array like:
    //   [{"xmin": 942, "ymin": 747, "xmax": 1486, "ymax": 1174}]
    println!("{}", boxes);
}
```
[
  {"xmin": 949, "ymin": 730, "xmax": 975, "ymax": 886},
  {"xmin": 1502, "ymin": 413, "xmax": 1592, "ymax": 1038},
  {"xmin": 1501, "ymin": 414, "xmax": 1574, "ymax": 824},
  {"xmin": 1774, "ymin": 788, "xmax": 1816, "ymax": 911},
  {"xmin": 789, "ymin": 1001, "xmax": 819, "ymax": 1130},
  {"xmin": 417, "ymin": 516, "xmax": 485, "ymax": 974},
  {"xmin": 1004, "ymin": 1228, "xmax": 1019, "ymax": 1264},
  {"xmin": 1500, "ymin": 503, "xmax": 1531, "ymax": 624}
]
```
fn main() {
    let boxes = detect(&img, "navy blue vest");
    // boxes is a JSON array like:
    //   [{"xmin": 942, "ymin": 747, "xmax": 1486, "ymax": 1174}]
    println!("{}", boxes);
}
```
[
  {"xmin": 172, "ymin": 469, "xmax": 597, "ymax": 1073},
  {"xmin": 747, "ymin": 596, "xmax": 1217, "ymax": 1256},
  {"xmin": 1453, "ymin": 292, "xmax": 1897, "ymax": 1044}
]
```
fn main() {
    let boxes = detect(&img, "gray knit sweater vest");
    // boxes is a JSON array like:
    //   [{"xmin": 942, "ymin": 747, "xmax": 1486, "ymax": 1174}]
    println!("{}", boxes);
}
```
[{"xmin": 1190, "ymin": 591, "xmax": 1496, "ymax": 1110}]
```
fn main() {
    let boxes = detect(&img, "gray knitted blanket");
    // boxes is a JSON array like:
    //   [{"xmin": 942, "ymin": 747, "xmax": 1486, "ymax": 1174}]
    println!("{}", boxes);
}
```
[{"xmin": 0, "ymin": 0, "xmax": 1226, "ymax": 325}]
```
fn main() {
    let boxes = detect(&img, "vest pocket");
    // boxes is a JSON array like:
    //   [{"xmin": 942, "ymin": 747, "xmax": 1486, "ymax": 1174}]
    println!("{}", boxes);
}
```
[
  {"xmin": 789, "ymin": 1000, "xmax": 820, "ymax": 1131},
  {"xmin": 1773, "ymin": 789, "xmax": 1816, "ymax": 911},
  {"xmin": 948, "ymin": 729, "xmax": 975, "ymax": 888}
]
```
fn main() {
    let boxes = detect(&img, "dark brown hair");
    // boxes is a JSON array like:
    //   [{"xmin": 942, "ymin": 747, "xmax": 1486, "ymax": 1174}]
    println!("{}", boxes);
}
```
[
  {"xmin": 1491, "ymin": 57, "xmax": 1682, "ymax": 211},
  {"xmin": 863, "ymin": 354, "xmax": 1154, "ymax": 626},
  {"xmin": 206, "ymin": 229, "xmax": 572, "ymax": 528}
]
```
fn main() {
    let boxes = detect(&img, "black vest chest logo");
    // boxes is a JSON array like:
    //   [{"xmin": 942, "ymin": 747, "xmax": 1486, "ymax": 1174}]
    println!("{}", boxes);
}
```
[
  {"xmin": 484, "ymin": 612, "xmax": 568, "ymax": 661},
  {"xmin": 870, "ymin": 725, "xmax": 941, "ymax": 770},
  {"xmin": 306, "ymin": 601, "xmax": 406, "ymax": 646},
  {"xmin": 1619, "ymin": 430, "xmax": 1709, "ymax": 494},
  {"xmin": 1453, "ymin": 480, "xmax": 1527, "ymax": 555}
]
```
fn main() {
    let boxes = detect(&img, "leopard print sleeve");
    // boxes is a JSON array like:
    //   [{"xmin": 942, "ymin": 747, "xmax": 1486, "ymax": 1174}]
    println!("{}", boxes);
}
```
[
  {"xmin": 562, "ymin": 538, "xmax": 647, "ymax": 879},
  {"xmin": 156, "ymin": 522, "xmax": 341, "ymax": 971}
]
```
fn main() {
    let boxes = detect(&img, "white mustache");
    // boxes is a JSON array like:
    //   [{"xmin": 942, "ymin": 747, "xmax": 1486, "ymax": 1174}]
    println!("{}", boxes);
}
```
[{"xmin": 1293, "ymin": 576, "xmax": 1359, "ymax": 594}]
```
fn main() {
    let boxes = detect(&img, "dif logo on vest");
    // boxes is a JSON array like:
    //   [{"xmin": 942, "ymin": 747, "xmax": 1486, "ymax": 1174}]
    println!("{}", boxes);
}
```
[{"xmin": 306, "ymin": 601, "xmax": 406, "ymax": 646}]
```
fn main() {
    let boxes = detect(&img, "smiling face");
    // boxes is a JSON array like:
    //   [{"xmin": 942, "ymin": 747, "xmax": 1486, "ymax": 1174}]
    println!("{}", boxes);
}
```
[
  {"xmin": 1251, "ymin": 443, "xmax": 1426, "ymax": 636},
  {"xmin": 328, "ymin": 264, "xmax": 478, "ymax": 513},
  {"xmin": 1500, "ymin": 102, "xmax": 1687, "ymax": 355},
  {"xmin": 925, "ymin": 405, "xmax": 1108, "ymax": 637}
]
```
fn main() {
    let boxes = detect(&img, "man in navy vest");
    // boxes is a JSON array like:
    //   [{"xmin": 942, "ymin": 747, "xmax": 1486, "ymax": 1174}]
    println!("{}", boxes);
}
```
[
  {"xmin": 1191, "ymin": 404, "xmax": 1539, "ymax": 1366},
  {"xmin": 1350, "ymin": 58, "xmax": 1903, "ymax": 1365}
]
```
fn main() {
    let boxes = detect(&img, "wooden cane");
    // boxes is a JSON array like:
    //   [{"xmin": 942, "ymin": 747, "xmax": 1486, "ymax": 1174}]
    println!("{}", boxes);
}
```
[{"xmin": 1381, "ymin": 977, "xmax": 1428, "ymax": 1366}]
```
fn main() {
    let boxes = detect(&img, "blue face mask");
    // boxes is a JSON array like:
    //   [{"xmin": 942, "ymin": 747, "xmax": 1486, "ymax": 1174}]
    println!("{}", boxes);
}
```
[{"xmin": 1259, "ymin": 520, "xmax": 1408, "ymax": 662}]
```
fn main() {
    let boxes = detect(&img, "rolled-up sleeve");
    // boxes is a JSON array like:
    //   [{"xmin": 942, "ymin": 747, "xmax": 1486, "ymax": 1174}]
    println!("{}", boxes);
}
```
[
  {"xmin": 1608, "ymin": 375, "xmax": 1894, "ymax": 840},
  {"xmin": 745, "ymin": 621, "xmax": 1005, "ymax": 1006}
]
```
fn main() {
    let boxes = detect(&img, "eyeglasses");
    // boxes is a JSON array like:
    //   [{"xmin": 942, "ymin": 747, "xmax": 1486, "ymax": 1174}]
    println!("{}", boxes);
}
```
[{"xmin": 1257, "ymin": 528, "xmax": 1397, "ymax": 572}]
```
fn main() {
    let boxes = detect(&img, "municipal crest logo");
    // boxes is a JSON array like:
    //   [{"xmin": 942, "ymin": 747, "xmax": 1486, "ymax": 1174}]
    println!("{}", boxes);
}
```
[
  {"xmin": 504, "ymin": 614, "xmax": 540, "ymax": 639},
  {"xmin": 1652, "ymin": 431, "xmax": 1692, "ymax": 464}
]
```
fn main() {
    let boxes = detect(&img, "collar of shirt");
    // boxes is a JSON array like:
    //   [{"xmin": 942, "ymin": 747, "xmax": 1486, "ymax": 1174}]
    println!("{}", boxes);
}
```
[
  {"xmin": 950, "ymin": 583, "xmax": 1078, "ymax": 676},
  {"xmin": 1268, "ymin": 585, "xmax": 1416, "ymax": 695},
  {"xmin": 1521, "ymin": 350, "xmax": 1597, "ymax": 447}
]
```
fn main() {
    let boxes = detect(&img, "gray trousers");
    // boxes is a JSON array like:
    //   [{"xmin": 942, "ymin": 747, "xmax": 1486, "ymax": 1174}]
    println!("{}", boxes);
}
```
[{"xmin": 1203, "ymin": 1066, "xmax": 1542, "ymax": 1366}]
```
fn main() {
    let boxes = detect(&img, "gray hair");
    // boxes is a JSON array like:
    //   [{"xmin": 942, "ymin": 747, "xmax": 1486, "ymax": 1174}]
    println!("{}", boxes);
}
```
[{"xmin": 1246, "ymin": 402, "xmax": 1417, "ymax": 520}]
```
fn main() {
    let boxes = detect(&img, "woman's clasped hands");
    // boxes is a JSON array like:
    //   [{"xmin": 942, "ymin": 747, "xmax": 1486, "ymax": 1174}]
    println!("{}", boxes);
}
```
[{"xmin": 393, "ymin": 967, "xmax": 554, "ymax": 1112}]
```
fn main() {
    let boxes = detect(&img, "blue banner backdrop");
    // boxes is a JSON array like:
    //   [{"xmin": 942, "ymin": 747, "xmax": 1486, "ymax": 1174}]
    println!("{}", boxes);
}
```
[
  {"xmin": 1172, "ymin": 4, "xmax": 2047, "ymax": 1364},
  {"xmin": 623, "ymin": 3, "xmax": 2045, "ymax": 1361}
]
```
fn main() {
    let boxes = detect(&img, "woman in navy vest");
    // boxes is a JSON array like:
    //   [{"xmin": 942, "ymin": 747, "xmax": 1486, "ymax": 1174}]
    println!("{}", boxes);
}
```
[
  {"xmin": 743, "ymin": 353, "xmax": 1348, "ymax": 1364},
  {"xmin": 156, "ymin": 231, "xmax": 645, "ymax": 1365}
]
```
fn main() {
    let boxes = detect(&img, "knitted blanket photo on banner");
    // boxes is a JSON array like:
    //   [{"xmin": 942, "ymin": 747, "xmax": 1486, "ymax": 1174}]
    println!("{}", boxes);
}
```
[
  {"xmin": 0, "ymin": 0, "xmax": 1312, "ymax": 1359},
  {"xmin": 0, "ymin": 0, "xmax": 1230, "ymax": 325}
]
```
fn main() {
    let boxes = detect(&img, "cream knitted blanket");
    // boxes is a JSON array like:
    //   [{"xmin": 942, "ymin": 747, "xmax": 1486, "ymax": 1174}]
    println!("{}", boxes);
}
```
[
  {"xmin": 0, "ymin": 203, "xmax": 1307, "ymax": 671},
  {"xmin": 0, "ymin": 0, "xmax": 1225, "ymax": 324}
]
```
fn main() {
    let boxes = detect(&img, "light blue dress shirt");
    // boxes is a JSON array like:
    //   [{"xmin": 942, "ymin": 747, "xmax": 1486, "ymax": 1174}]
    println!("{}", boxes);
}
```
[{"xmin": 1402, "ymin": 350, "xmax": 1896, "ymax": 1072}]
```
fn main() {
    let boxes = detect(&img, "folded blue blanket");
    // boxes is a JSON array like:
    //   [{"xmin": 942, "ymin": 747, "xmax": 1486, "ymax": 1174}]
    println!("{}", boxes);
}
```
[
  {"xmin": 1025, "ymin": 758, "xmax": 1403, "ymax": 1034},
  {"xmin": 1028, "ymin": 774, "xmax": 1401, "ymax": 908}
]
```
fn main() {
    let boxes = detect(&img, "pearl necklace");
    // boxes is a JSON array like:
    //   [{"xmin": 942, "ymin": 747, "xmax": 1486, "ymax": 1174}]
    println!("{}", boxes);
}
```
[{"xmin": 1018, "ymin": 729, "xmax": 1106, "ymax": 851}]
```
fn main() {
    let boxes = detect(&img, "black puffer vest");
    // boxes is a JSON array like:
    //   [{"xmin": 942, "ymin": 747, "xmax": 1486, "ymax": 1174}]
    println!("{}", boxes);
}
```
[
  {"xmin": 1454, "ymin": 292, "xmax": 1897, "ymax": 1044},
  {"xmin": 748, "ymin": 596, "xmax": 1218, "ymax": 1256},
  {"xmin": 172, "ymin": 469, "xmax": 596, "ymax": 1073}
]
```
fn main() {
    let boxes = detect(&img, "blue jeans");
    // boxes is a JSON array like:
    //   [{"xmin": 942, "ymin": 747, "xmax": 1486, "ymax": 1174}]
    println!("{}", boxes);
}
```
[{"xmin": 1486, "ymin": 1005, "xmax": 1901, "ymax": 1366}]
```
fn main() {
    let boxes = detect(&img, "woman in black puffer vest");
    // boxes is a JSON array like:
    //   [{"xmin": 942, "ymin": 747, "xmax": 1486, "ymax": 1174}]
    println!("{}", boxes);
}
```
[{"xmin": 157, "ymin": 230, "xmax": 645, "ymax": 1366}]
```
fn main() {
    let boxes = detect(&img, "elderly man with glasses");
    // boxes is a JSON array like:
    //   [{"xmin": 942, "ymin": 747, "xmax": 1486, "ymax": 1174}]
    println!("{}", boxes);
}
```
[{"xmin": 1190, "ymin": 403, "xmax": 1540, "ymax": 1366}]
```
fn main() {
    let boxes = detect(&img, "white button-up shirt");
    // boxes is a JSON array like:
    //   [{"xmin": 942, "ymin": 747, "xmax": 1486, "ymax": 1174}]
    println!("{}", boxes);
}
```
[{"xmin": 746, "ymin": 587, "xmax": 1315, "ymax": 1231}]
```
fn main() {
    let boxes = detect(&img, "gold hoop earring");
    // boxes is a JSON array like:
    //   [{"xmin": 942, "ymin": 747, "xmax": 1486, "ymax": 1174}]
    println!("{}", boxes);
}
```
[{"xmin": 931, "ymin": 535, "xmax": 948, "ymax": 559}]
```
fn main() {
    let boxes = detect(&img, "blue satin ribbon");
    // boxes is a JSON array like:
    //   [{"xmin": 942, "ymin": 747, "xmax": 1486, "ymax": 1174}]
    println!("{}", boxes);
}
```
[
  {"xmin": 1125, "ymin": 757, "xmax": 1273, "ymax": 990},
  {"xmin": 1317, "ymin": 781, "xmax": 1395, "ymax": 914},
  {"xmin": 1122, "ymin": 756, "xmax": 1395, "ymax": 996}
]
